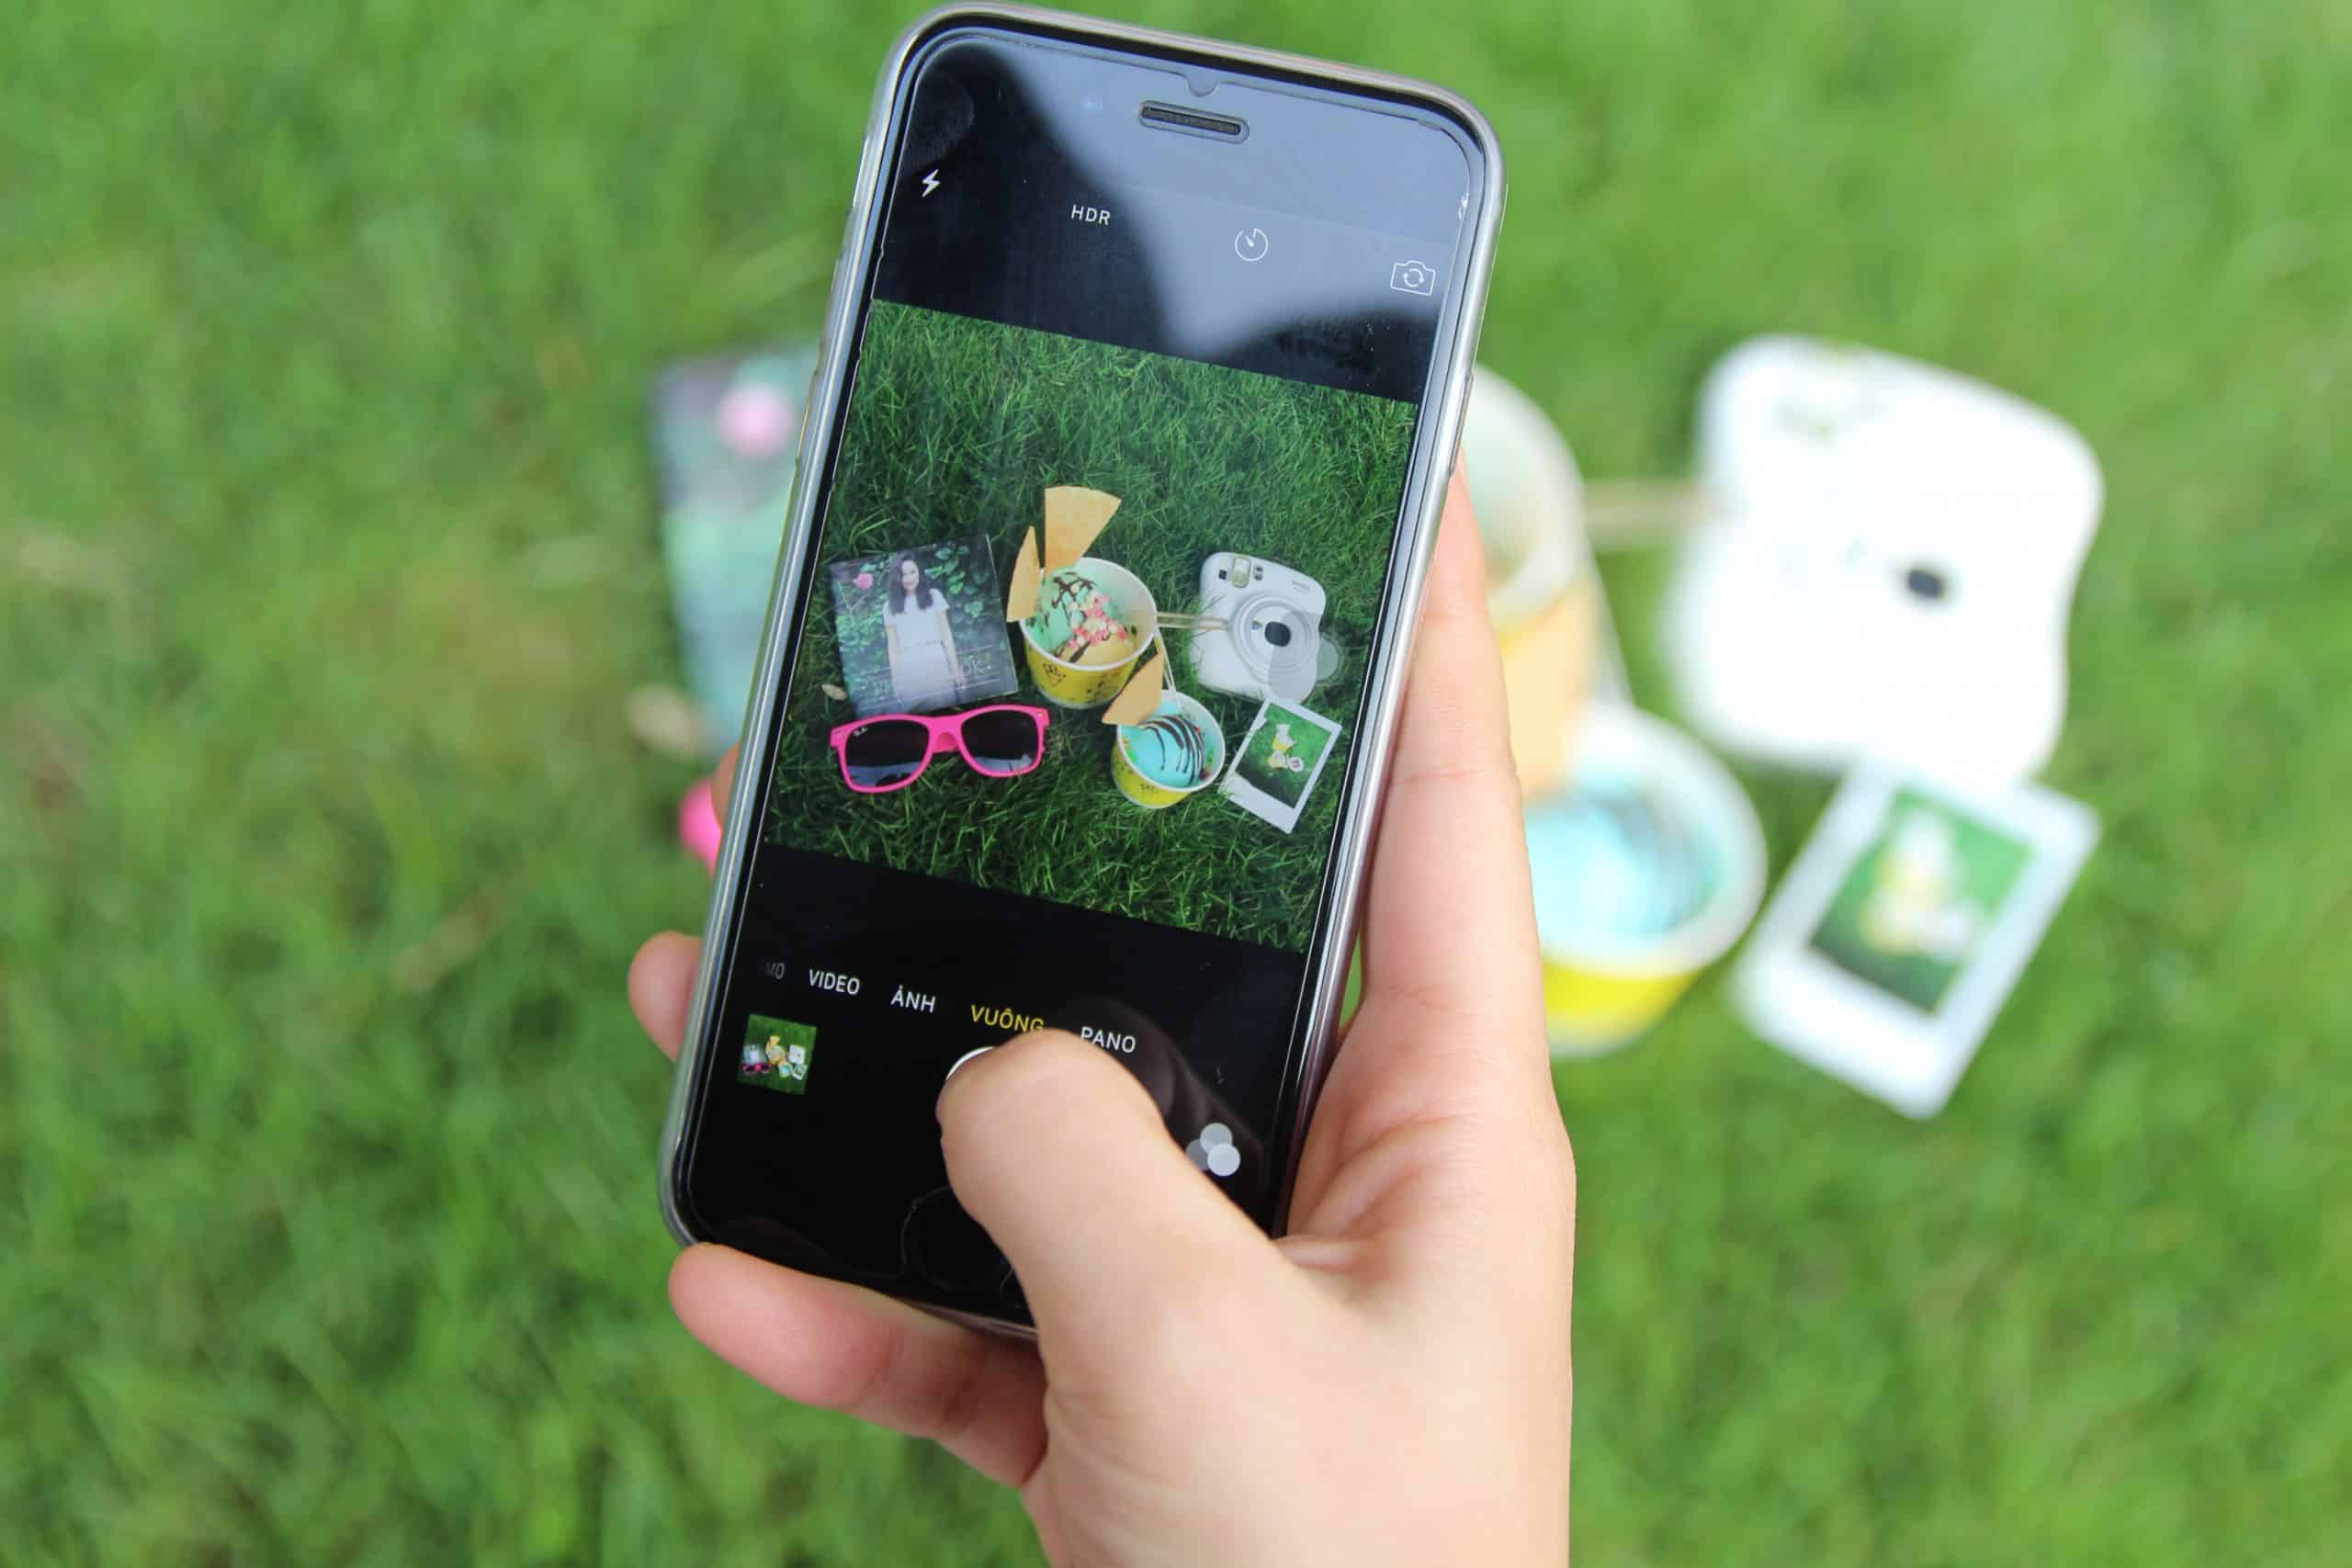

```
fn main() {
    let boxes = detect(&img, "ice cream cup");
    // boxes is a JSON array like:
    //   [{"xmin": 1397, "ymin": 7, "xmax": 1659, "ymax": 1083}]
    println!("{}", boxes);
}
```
[
  {"xmin": 1529, "ymin": 703, "xmax": 1766, "ymax": 1056},
  {"xmin": 1112, "ymin": 691, "xmax": 1225, "ymax": 809},
  {"xmin": 1019, "ymin": 557, "xmax": 1159, "ymax": 710},
  {"xmin": 1464, "ymin": 367, "xmax": 1588, "ymax": 636}
]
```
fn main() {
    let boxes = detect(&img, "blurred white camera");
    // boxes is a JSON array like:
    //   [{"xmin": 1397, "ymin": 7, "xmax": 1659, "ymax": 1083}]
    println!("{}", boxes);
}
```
[{"xmin": 1664, "ymin": 336, "xmax": 2102, "ymax": 784}]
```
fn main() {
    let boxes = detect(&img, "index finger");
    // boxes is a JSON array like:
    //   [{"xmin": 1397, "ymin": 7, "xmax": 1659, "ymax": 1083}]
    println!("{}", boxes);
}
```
[{"xmin": 1343, "ymin": 469, "xmax": 1550, "ymax": 1098}]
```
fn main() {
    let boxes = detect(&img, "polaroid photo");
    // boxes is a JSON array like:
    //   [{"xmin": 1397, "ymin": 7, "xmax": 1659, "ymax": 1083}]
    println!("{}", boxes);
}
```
[
  {"xmin": 826, "ymin": 533, "xmax": 1021, "ymax": 718},
  {"xmin": 1735, "ymin": 767, "xmax": 2098, "ymax": 1118},
  {"xmin": 1220, "ymin": 699, "xmax": 1342, "ymax": 833}
]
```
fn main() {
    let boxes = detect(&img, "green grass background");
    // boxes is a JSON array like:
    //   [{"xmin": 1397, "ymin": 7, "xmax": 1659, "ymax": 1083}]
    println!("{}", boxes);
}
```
[
  {"xmin": 5, "ymin": 0, "xmax": 2346, "ymax": 1562},
  {"xmin": 764, "ymin": 301, "xmax": 1408, "ymax": 952}
]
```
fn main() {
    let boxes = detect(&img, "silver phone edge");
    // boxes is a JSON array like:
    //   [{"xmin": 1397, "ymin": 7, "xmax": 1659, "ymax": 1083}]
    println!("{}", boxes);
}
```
[{"xmin": 657, "ymin": 3, "xmax": 1506, "ymax": 1332}]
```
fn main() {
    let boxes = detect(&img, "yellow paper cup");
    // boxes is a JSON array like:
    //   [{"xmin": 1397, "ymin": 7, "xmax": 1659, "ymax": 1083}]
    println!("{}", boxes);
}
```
[
  {"xmin": 1462, "ymin": 367, "xmax": 1611, "ymax": 798},
  {"xmin": 1528, "ymin": 703, "xmax": 1765, "ymax": 1057},
  {"xmin": 1464, "ymin": 366, "xmax": 1588, "ymax": 636},
  {"xmin": 1019, "ymin": 557, "xmax": 1159, "ymax": 710},
  {"xmin": 1111, "ymin": 692, "xmax": 1225, "ymax": 809}
]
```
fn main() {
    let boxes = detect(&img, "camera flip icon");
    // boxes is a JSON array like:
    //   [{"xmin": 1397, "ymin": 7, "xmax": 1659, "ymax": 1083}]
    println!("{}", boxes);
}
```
[{"xmin": 1389, "ymin": 258, "xmax": 1436, "ymax": 296}]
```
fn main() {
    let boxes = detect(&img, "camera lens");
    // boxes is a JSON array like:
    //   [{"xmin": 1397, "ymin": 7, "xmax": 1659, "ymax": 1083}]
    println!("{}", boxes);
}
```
[{"xmin": 1261, "ymin": 620, "xmax": 1292, "ymax": 648}]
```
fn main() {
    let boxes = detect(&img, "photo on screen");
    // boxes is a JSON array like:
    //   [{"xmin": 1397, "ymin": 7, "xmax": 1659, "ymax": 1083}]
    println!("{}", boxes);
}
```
[
  {"xmin": 826, "ymin": 534, "xmax": 1020, "ymax": 717},
  {"xmin": 735, "ymin": 1014, "xmax": 818, "ymax": 1095},
  {"xmin": 1233, "ymin": 701, "xmax": 1337, "ymax": 809},
  {"xmin": 762, "ymin": 301, "xmax": 1417, "ymax": 953},
  {"xmin": 1222, "ymin": 699, "xmax": 1343, "ymax": 834}
]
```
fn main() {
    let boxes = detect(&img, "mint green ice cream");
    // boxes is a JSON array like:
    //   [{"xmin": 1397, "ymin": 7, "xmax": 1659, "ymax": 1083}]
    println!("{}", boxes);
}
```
[{"xmin": 1028, "ymin": 566, "xmax": 1137, "ymax": 664}]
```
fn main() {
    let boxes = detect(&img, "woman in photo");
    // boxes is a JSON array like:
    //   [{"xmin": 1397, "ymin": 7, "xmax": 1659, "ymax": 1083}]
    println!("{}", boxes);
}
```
[{"xmin": 882, "ymin": 554, "xmax": 963, "ymax": 712}]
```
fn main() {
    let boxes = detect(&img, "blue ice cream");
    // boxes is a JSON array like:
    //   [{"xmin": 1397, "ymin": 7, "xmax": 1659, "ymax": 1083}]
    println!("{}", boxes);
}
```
[
  {"xmin": 1523, "ymin": 768, "xmax": 1720, "ymax": 950},
  {"xmin": 1120, "ymin": 699, "xmax": 1216, "ymax": 789}
]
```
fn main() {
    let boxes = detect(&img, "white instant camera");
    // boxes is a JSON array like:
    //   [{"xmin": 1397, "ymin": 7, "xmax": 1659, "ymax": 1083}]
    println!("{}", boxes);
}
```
[
  {"xmin": 1189, "ymin": 552, "xmax": 1328, "ymax": 704},
  {"xmin": 1663, "ymin": 337, "xmax": 2103, "ymax": 785}
]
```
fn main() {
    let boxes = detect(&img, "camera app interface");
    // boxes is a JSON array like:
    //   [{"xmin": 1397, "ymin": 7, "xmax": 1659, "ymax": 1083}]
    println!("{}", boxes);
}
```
[
  {"xmin": 682, "ymin": 33, "xmax": 1471, "ymax": 1319},
  {"xmin": 775, "ymin": 299, "xmax": 1411, "ymax": 947}
]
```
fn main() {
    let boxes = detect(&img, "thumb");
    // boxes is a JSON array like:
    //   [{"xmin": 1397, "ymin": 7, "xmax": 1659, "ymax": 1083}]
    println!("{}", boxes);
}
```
[{"xmin": 939, "ymin": 1031, "xmax": 1280, "ymax": 1364}]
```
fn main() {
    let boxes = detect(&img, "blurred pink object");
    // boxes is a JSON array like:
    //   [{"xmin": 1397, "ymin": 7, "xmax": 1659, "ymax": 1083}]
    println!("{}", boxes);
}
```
[
  {"xmin": 716, "ymin": 383, "xmax": 795, "ymax": 457},
  {"xmin": 679, "ymin": 780, "xmax": 723, "ymax": 871}
]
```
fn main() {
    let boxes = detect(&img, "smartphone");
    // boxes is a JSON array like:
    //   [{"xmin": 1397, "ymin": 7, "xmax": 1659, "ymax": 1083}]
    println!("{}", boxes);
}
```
[{"xmin": 661, "ymin": 5, "xmax": 1502, "ymax": 1332}]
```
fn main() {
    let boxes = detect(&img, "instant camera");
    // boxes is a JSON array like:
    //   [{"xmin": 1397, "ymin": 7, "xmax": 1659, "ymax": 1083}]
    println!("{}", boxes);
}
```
[{"xmin": 1188, "ymin": 551, "xmax": 1329, "ymax": 704}]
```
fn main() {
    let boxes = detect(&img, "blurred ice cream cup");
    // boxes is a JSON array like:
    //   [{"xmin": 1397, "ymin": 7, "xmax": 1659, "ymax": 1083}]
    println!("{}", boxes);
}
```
[
  {"xmin": 1461, "ymin": 368, "xmax": 1610, "ymax": 796},
  {"xmin": 1523, "ymin": 703, "xmax": 1765, "ymax": 1055}
]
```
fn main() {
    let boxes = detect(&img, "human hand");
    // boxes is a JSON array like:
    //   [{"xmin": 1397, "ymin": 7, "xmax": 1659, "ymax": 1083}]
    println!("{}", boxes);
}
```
[{"xmin": 629, "ymin": 470, "xmax": 1575, "ymax": 1565}]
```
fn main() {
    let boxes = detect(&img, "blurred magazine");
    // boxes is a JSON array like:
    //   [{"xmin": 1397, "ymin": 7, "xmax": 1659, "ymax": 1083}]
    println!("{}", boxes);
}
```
[{"xmin": 650, "ymin": 347, "xmax": 817, "ymax": 754}]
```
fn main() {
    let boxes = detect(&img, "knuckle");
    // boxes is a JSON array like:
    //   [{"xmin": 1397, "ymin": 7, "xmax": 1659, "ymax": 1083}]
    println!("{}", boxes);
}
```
[
  {"xmin": 923, "ymin": 1341, "xmax": 998, "ymax": 1450},
  {"xmin": 1395, "ymin": 683, "xmax": 1516, "ymax": 792},
  {"xmin": 829, "ymin": 1314, "xmax": 911, "ymax": 1421},
  {"xmin": 1537, "ymin": 1123, "xmax": 1578, "ymax": 1239},
  {"xmin": 1419, "ymin": 561, "xmax": 1493, "ymax": 628}
]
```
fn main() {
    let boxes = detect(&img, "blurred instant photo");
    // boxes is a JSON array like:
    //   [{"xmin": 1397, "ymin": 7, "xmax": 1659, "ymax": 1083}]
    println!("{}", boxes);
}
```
[
  {"xmin": 1736, "ymin": 768, "xmax": 2097, "ymax": 1116},
  {"xmin": 1221, "ymin": 700, "xmax": 1342, "ymax": 833}
]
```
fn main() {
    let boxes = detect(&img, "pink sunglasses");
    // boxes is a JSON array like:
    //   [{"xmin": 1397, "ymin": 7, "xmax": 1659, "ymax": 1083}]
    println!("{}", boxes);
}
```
[{"xmin": 828, "ymin": 705, "xmax": 1050, "ymax": 794}]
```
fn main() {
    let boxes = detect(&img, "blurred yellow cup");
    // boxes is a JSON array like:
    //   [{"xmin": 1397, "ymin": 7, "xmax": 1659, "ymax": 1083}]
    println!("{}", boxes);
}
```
[
  {"xmin": 1527, "ymin": 704, "xmax": 1766, "ymax": 1056},
  {"xmin": 1462, "ymin": 367, "xmax": 1606, "ymax": 797}
]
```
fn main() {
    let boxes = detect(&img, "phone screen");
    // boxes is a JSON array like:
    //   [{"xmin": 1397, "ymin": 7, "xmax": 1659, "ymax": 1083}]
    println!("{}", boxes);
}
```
[{"xmin": 673, "ymin": 25, "xmax": 1482, "ymax": 1322}]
